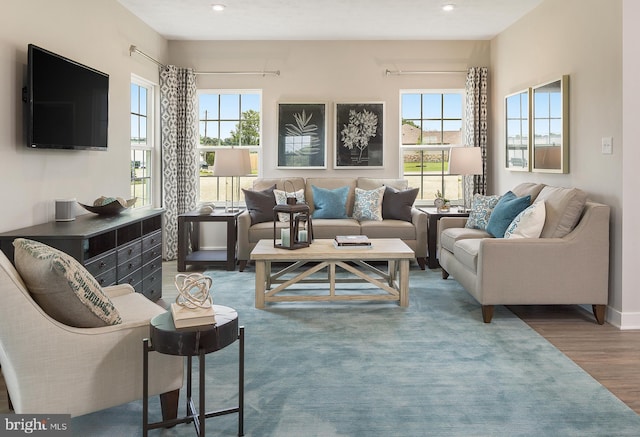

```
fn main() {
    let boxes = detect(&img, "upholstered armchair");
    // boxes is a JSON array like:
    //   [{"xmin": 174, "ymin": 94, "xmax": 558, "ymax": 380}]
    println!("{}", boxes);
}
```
[{"xmin": 0, "ymin": 249, "xmax": 183, "ymax": 418}]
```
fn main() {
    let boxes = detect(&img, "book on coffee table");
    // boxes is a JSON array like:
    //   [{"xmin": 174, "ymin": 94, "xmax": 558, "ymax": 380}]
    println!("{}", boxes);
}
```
[
  {"xmin": 170, "ymin": 303, "xmax": 216, "ymax": 329},
  {"xmin": 334, "ymin": 235, "xmax": 372, "ymax": 247}
]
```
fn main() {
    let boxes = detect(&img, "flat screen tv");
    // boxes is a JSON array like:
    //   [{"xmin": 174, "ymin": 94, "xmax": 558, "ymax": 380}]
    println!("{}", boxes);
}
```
[{"xmin": 27, "ymin": 44, "xmax": 109, "ymax": 150}]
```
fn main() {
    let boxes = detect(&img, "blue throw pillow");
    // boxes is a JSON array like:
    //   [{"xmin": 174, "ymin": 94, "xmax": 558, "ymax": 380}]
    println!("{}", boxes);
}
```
[
  {"xmin": 311, "ymin": 185, "xmax": 349, "ymax": 219},
  {"xmin": 486, "ymin": 191, "xmax": 532, "ymax": 238}
]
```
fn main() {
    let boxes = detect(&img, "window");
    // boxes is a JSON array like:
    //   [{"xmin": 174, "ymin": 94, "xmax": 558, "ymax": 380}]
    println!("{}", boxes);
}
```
[
  {"xmin": 400, "ymin": 91, "xmax": 464, "ymax": 205},
  {"xmin": 130, "ymin": 76, "xmax": 155, "ymax": 208},
  {"xmin": 198, "ymin": 90, "xmax": 261, "ymax": 204}
]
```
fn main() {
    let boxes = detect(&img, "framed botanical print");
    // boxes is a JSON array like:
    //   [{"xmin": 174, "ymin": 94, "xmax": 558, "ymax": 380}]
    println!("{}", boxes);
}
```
[
  {"xmin": 277, "ymin": 103, "xmax": 327, "ymax": 169},
  {"xmin": 334, "ymin": 102, "xmax": 384, "ymax": 168}
]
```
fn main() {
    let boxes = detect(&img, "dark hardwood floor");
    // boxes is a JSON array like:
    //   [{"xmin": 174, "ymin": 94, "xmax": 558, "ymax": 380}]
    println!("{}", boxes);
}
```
[{"xmin": 2, "ymin": 262, "xmax": 639, "ymax": 417}]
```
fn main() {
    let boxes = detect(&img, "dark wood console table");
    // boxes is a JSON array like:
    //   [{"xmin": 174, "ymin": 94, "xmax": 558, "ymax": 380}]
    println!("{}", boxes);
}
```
[{"xmin": 0, "ymin": 209, "xmax": 164, "ymax": 301}]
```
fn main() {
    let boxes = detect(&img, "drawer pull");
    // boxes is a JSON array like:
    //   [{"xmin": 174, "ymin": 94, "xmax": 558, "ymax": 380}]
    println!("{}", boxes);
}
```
[{"xmin": 99, "ymin": 261, "xmax": 106, "ymax": 268}]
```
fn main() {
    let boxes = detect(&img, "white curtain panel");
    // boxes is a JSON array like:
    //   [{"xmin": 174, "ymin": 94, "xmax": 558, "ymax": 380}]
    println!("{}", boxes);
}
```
[
  {"xmin": 465, "ymin": 67, "xmax": 489, "ymax": 197},
  {"xmin": 160, "ymin": 66, "xmax": 199, "ymax": 260}
]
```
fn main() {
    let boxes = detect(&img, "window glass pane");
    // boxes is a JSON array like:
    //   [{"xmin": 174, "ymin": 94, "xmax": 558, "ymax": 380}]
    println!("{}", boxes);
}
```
[
  {"xmin": 534, "ymin": 92, "xmax": 550, "ymax": 117},
  {"xmin": 402, "ymin": 120, "xmax": 422, "ymax": 145},
  {"xmin": 200, "ymin": 121, "xmax": 219, "ymax": 145},
  {"xmin": 139, "ymin": 118, "xmax": 147, "ymax": 145},
  {"xmin": 220, "ymin": 121, "xmax": 237, "ymax": 145},
  {"xmin": 443, "ymin": 120, "xmax": 462, "ymax": 144},
  {"xmin": 401, "ymin": 94, "xmax": 420, "ymax": 119},
  {"xmin": 200, "ymin": 94, "xmax": 219, "ymax": 119},
  {"xmin": 131, "ymin": 84, "xmax": 139, "ymax": 113},
  {"xmin": 139, "ymin": 87, "xmax": 147, "ymax": 116},
  {"xmin": 131, "ymin": 114, "xmax": 139, "ymax": 143},
  {"xmin": 220, "ymin": 94, "xmax": 239, "ymax": 119},
  {"xmin": 443, "ymin": 94, "xmax": 462, "ymax": 119},
  {"xmin": 549, "ymin": 92, "xmax": 561, "ymax": 118},
  {"xmin": 423, "ymin": 120, "xmax": 442, "ymax": 144},
  {"xmin": 422, "ymin": 94, "xmax": 442, "ymax": 118},
  {"xmin": 241, "ymin": 94, "xmax": 260, "ymax": 113}
]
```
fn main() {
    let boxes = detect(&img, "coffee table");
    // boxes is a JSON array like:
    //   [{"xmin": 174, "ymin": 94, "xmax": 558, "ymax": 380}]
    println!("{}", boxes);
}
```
[{"xmin": 250, "ymin": 238, "xmax": 414, "ymax": 308}]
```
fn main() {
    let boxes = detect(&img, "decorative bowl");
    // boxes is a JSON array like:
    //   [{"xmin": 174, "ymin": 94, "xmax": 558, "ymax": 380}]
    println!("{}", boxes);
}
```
[{"xmin": 79, "ymin": 197, "xmax": 137, "ymax": 216}]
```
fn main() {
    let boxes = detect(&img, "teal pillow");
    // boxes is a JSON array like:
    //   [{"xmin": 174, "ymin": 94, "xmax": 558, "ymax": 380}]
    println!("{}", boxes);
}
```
[
  {"xmin": 486, "ymin": 191, "xmax": 532, "ymax": 238},
  {"xmin": 312, "ymin": 185, "xmax": 349, "ymax": 219}
]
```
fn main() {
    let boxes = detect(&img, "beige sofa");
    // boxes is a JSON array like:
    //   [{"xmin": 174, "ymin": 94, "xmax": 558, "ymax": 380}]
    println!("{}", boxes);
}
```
[
  {"xmin": 438, "ymin": 183, "xmax": 610, "ymax": 323},
  {"xmin": 238, "ymin": 177, "xmax": 427, "ymax": 271}
]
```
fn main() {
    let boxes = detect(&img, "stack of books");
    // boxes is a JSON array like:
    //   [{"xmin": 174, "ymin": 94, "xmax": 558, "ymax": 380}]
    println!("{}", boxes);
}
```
[
  {"xmin": 333, "ymin": 235, "xmax": 372, "ymax": 248},
  {"xmin": 170, "ymin": 303, "xmax": 216, "ymax": 329}
]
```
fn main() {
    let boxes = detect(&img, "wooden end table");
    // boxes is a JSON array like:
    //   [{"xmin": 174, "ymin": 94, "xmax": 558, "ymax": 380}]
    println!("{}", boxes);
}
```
[
  {"xmin": 178, "ymin": 210, "xmax": 242, "ymax": 271},
  {"xmin": 143, "ymin": 306, "xmax": 244, "ymax": 437},
  {"xmin": 420, "ymin": 207, "xmax": 470, "ymax": 269}
]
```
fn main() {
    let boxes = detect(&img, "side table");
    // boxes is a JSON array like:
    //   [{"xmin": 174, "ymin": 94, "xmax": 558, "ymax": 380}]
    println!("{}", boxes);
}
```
[
  {"xmin": 420, "ymin": 207, "xmax": 470, "ymax": 269},
  {"xmin": 143, "ymin": 306, "xmax": 244, "ymax": 437},
  {"xmin": 178, "ymin": 210, "xmax": 242, "ymax": 271}
]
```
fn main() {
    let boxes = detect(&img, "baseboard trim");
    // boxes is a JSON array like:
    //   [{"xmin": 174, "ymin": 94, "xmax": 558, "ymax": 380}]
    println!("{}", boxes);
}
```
[{"xmin": 604, "ymin": 306, "xmax": 640, "ymax": 330}]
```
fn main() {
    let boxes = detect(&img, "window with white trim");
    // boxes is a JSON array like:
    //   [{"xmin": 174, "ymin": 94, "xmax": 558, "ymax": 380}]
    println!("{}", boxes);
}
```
[
  {"xmin": 130, "ymin": 76, "xmax": 155, "ymax": 208},
  {"xmin": 197, "ymin": 90, "xmax": 261, "ymax": 204},
  {"xmin": 400, "ymin": 90, "xmax": 465, "ymax": 205}
]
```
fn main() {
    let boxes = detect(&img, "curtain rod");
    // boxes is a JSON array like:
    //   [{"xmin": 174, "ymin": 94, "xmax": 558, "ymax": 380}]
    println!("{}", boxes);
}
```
[
  {"xmin": 385, "ymin": 69, "xmax": 467, "ymax": 76},
  {"xmin": 129, "ymin": 45, "xmax": 280, "ymax": 76}
]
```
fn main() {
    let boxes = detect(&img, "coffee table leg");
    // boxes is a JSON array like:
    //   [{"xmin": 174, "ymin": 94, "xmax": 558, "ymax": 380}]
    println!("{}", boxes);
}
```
[
  {"xmin": 255, "ymin": 260, "xmax": 266, "ymax": 308},
  {"xmin": 399, "ymin": 259, "xmax": 409, "ymax": 307}
]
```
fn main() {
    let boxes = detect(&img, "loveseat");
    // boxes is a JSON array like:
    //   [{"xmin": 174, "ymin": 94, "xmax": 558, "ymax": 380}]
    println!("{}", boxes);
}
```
[
  {"xmin": 237, "ymin": 177, "xmax": 427, "ymax": 271},
  {"xmin": 438, "ymin": 183, "xmax": 610, "ymax": 323}
]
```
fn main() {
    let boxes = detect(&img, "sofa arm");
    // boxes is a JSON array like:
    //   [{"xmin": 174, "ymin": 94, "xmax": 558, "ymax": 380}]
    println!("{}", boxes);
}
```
[
  {"xmin": 237, "ymin": 210, "xmax": 253, "ymax": 261},
  {"xmin": 439, "ymin": 216, "xmax": 468, "ymax": 232},
  {"xmin": 410, "ymin": 207, "xmax": 428, "ymax": 259}
]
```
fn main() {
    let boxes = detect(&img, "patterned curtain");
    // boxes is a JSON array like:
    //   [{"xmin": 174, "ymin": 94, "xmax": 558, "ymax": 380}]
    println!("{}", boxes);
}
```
[
  {"xmin": 160, "ymin": 66, "xmax": 198, "ymax": 260},
  {"xmin": 465, "ymin": 67, "xmax": 489, "ymax": 197}
]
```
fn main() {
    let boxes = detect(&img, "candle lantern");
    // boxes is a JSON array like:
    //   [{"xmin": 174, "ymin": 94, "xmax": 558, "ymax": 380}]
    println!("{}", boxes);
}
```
[{"xmin": 273, "ymin": 203, "xmax": 313, "ymax": 250}]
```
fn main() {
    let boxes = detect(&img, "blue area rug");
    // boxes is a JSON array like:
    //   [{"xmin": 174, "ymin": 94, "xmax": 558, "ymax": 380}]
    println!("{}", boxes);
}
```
[{"xmin": 73, "ymin": 265, "xmax": 640, "ymax": 436}]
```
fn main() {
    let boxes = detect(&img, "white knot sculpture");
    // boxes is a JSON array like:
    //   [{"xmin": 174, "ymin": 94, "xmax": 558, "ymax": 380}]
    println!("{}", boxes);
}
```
[{"xmin": 174, "ymin": 273, "xmax": 213, "ymax": 309}]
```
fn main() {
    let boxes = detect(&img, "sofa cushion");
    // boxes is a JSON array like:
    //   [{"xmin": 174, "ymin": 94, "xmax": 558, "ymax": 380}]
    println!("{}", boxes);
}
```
[
  {"xmin": 305, "ymin": 178, "xmax": 356, "ymax": 216},
  {"xmin": 511, "ymin": 182, "xmax": 545, "ymax": 202},
  {"xmin": 357, "ymin": 177, "xmax": 408, "ymax": 191},
  {"xmin": 382, "ymin": 187, "xmax": 419, "ymax": 222},
  {"xmin": 274, "ymin": 188, "xmax": 306, "ymax": 222},
  {"xmin": 353, "ymin": 186, "xmax": 385, "ymax": 221},
  {"xmin": 360, "ymin": 220, "xmax": 416, "ymax": 240},
  {"xmin": 453, "ymin": 239, "xmax": 481, "ymax": 273},
  {"xmin": 505, "ymin": 201, "xmax": 546, "ymax": 239},
  {"xmin": 465, "ymin": 194, "xmax": 501, "ymax": 230},
  {"xmin": 312, "ymin": 218, "xmax": 361, "ymax": 238},
  {"xmin": 13, "ymin": 238, "xmax": 122, "ymax": 328},
  {"xmin": 440, "ymin": 227, "xmax": 491, "ymax": 253},
  {"xmin": 536, "ymin": 186, "xmax": 587, "ymax": 238},
  {"xmin": 242, "ymin": 185, "xmax": 276, "ymax": 224},
  {"xmin": 486, "ymin": 191, "xmax": 532, "ymax": 238},
  {"xmin": 311, "ymin": 185, "xmax": 350, "ymax": 219}
]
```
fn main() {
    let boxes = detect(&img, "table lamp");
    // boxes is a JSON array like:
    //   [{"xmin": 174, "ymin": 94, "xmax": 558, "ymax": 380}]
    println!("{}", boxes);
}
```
[
  {"xmin": 448, "ymin": 146, "xmax": 483, "ymax": 212},
  {"xmin": 212, "ymin": 148, "xmax": 251, "ymax": 212}
]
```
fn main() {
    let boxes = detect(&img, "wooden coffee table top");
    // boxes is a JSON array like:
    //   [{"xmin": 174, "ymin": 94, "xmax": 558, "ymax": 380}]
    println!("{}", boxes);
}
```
[{"xmin": 250, "ymin": 238, "xmax": 414, "ymax": 261}]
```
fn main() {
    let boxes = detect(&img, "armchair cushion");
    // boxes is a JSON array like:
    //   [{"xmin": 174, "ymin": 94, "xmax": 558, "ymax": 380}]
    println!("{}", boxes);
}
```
[
  {"xmin": 382, "ymin": 186, "xmax": 419, "ymax": 222},
  {"xmin": 12, "ymin": 238, "xmax": 122, "ymax": 328}
]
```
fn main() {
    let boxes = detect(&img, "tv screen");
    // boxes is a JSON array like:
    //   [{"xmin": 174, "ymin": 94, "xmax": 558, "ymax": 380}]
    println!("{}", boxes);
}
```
[{"xmin": 27, "ymin": 44, "xmax": 109, "ymax": 150}]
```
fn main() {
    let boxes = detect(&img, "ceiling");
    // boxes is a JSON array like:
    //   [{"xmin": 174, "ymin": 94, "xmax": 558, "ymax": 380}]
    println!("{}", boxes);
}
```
[{"xmin": 117, "ymin": 0, "xmax": 542, "ymax": 41}]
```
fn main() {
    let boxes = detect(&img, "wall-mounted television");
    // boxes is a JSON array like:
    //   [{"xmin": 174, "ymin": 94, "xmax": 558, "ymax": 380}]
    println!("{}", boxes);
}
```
[{"xmin": 26, "ymin": 44, "xmax": 109, "ymax": 150}]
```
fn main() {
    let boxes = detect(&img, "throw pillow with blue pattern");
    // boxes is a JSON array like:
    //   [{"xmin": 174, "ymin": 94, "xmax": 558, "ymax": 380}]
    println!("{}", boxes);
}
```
[
  {"xmin": 465, "ymin": 194, "xmax": 501, "ymax": 230},
  {"xmin": 353, "ymin": 186, "xmax": 385, "ymax": 221}
]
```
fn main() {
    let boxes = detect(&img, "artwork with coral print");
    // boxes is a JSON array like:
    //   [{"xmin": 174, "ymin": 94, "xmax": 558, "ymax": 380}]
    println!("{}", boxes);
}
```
[{"xmin": 335, "ymin": 102, "xmax": 384, "ymax": 168}]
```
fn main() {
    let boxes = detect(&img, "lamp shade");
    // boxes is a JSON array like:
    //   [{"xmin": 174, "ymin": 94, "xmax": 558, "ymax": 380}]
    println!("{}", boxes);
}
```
[
  {"xmin": 448, "ymin": 147, "xmax": 483, "ymax": 175},
  {"xmin": 212, "ymin": 148, "xmax": 251, "ymax": 177}
]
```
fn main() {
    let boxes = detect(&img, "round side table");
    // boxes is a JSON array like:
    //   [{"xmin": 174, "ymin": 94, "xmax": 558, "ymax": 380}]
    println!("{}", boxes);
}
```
[{"xmin": 143, "ymin": 305, "xmax": 244, "ymax": 437}]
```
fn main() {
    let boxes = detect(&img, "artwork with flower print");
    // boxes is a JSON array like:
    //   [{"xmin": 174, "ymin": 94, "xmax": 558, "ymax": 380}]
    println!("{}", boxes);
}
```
[
  {"xmin": 278, "ymin": 103, "xmax": 327, "ymax": 168},
  {"xmin": 335, "ymin": 102, "xmax": 384, "ymax": 168}
]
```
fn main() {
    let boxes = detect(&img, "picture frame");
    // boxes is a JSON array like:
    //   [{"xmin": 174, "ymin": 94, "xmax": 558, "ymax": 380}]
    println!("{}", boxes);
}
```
[
  {"xmin": 277, "ymin": 103, "xmax": 327, "ymax": 169},
  {"xmin": 532, "ymin": 75, "xmax": 569, "ymax": 173},
  {"xmin": 334, "ymin": 102, "xmax": 384, "ymax": 168},
  {"xmin": 505, "ymin": 88, "xmax": 531, "ymax": 172}
]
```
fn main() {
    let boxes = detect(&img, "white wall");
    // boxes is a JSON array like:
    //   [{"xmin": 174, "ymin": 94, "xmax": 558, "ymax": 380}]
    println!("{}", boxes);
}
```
[
  {"xmin": 490, "ymin": 0, "xmax": 633, "ymax": 327},
  {"xmin": 168, "ymin": 40, "xmax": 490, "ymax": 179},
  {"xmin": 0, "ymin": 0, "xmax": 167, "ymax": 232}
]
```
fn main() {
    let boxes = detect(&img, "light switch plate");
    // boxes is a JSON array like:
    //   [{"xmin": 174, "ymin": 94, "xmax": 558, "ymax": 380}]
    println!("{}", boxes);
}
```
[{"xmin": 602, "ymin": 137, "xmax": 613, "ymax": 155}]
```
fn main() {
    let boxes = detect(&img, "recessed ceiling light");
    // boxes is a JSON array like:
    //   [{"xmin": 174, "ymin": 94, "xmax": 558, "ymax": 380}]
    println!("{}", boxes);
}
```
[
  {"xmin": 212, "ymin": 4, "xmax": 226, "ymax": 12},
  {"xmin": 442, "ymin": 4, "xmax": 455, "ymax": 12}
]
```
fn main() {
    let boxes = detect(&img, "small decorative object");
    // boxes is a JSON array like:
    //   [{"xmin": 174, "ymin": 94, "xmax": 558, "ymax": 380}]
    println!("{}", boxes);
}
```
[
  {"xmin": 434, "ymin": 190, "xmax": 450, "ymax": 212},
  {"xmin": 197, "ymin": 202, "xmax": 216, "ymax": 215},
  {"xmin": 171, "ymin": 273, "xmax": 215, "ymax": 328},
  {"xmin": 78, "ymin": 196, "xmax": 136, "ymax": 216},
  {"xmin": 273, "ymin": 203, "xmax": 313, "ymax": 250}
]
